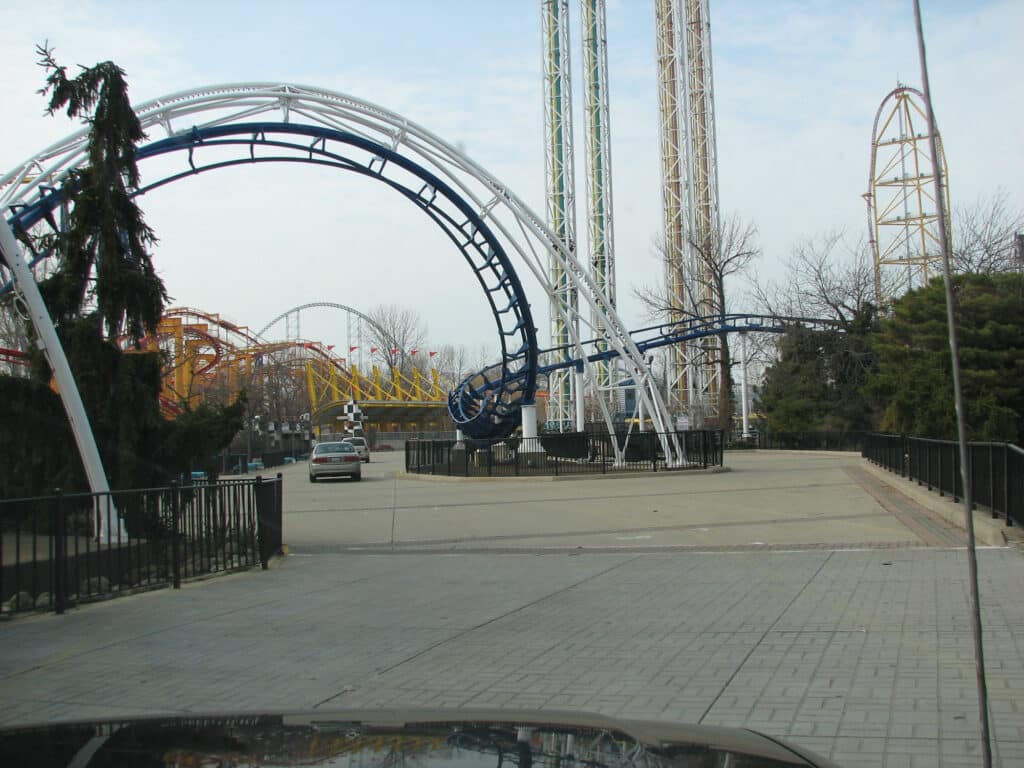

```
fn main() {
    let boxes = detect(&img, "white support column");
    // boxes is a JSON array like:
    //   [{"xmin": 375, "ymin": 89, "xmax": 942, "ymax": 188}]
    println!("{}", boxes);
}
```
[
  {"xmin": 520, "ymin": 405, "xmax": 538, "ymax": 439},
  {"xmin": 740, "ymin": 331, "xmax": 751, "ymax": 438},
  {"xmin": 637, "ymin": 381, "xmax": 646, "ymax": 432},
  {"xmin": 574, "ymin": 368, "xmax": 586, "ymax": 432},
  {"xmin": 0, "ymin": 218, "xmax": 123, "ymax": 541}
]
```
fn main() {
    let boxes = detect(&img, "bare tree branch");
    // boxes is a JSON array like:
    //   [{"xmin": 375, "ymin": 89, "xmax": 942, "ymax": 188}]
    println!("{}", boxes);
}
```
[
  {"xmin": 633, "ymin": 212, "xmax": 761, "ymax": 427},
  {"xmin": 953, "ymin": 188, "xmax": 1024, "ymax": 275}
]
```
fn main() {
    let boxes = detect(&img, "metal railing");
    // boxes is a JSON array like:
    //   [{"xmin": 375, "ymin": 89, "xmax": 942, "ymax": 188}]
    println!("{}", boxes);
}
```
[
  {"xmin": 863, "ymin": 433, "xmax": 1021, "ymax": 527},
  {"xmin": 405, "ymin": 431, "xmax": 723, "ymax": 477},
  {"xmin": 1, "ymin": 474, "xmax": 284, "ymax": 616},
  {"xmin": 754, "ymin": 431, "xmax": 866, "ymax": 452}
]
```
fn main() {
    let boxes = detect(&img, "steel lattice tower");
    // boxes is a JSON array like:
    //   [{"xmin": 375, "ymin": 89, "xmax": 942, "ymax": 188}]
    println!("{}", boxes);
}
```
[
  {"xmin": 580, "ymin": 0, "xmax": 617, "ymax": 406},
  {"xmin": 655, "ymin": 0, "xmax": 721, "ymax": 425},
  {"xmin": 542, "ymin": 0, "xmax": 579, "ymax": 431},
  {"xmin": 864, "ymin": 85, "xmax": 951, "ymax": 304}
]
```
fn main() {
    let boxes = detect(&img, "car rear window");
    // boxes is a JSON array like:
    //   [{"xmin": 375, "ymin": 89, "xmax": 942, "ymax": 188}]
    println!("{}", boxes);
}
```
[
  {"xmin": 346, "ymin": 438, "xmax": 366, "ymax": 446},
  {"xmin": 314, "ymin": 443, "xmax": 353, "ymax": 454}
]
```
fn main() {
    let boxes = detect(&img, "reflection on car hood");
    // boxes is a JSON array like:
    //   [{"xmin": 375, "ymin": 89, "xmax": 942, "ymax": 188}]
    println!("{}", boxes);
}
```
[{"xmin": 0, "ymin": 708, "xmax": 840, "ymax": 767}]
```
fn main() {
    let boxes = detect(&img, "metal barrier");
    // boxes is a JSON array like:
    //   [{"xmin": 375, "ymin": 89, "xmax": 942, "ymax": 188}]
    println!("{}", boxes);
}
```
[
  {"xmin": 755, "ymin": 431, "xmax": 866, "ymax": 452},
  {"xmin": 863, "ymin": 433, "xmax": 1021, "ymax": 527},
  {"xmin": 0, "ymin": 474, "xmax": 284, "ymax": 615},
  {"xmin": 405, "ymin": 431, "xmax": 723, "ymax": 477}
]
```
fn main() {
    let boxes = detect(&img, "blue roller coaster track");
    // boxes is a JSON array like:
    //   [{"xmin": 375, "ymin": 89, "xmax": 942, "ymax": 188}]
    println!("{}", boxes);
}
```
[
  {"xmin": 2, "ymin": 122, "xmax": 537, "ymax": 440},
  {"xmin": 3, "ymin": 123, "xmax": 841, "ymax": 439},
  {"xmin": 537, "ymin": 313, "xmax": 842, "ymax": 375}
]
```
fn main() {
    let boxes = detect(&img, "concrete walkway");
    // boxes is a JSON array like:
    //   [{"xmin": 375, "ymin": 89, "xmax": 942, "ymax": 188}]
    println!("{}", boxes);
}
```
[
  {"xmin": 281, "ymin": 450, "xmax": 987, "ymax": 552},
  {"xmin": 1, "ymin": 451, "xmax": 1020, "ymax": 768}
]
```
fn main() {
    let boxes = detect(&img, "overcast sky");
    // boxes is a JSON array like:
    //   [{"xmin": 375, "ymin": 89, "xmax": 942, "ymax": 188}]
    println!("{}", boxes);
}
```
[{"xmin": 1, "ymin": 0, "xmax": 1020, "ymax": 357}]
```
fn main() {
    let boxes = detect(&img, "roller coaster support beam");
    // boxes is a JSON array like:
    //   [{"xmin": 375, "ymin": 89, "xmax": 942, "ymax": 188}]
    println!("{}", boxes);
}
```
[
  {"xmin": 575, "ymin": 368, "xmax": 585, "ymax": 431},
  {"xmin": 521, "ymin": 404, "xmax": 538, "ymax": 440},
  {"xmin": 739, "ymin": 331, "xmax": 750, "ymax": 438},
  {"xmin": 0, "ymin": 218, "xmax": 121, "ymax": 541},
  {"xmin": 542, "ymin": 0, "xmax": 580, "ymax": 432}
]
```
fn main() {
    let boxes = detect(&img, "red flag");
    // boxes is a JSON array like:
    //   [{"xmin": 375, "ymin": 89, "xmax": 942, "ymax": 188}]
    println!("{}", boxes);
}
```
[
  {"xmin": 429, "ymin": 351, "xmax": 438, "ymax": 358},
  {"xmin": 349, "ymin": 345, "xmax": 358, "ymax": 352},
  {"xmin": 370, "ymin": 347, "xmax": 378, "ymax": 353},
  {"xmin": 327, "ymin": 344, "xmax": 335, "ymax": 351},
  {"xmin": 303, "ymin": 342, "xmax": 314, "ymax": 349},
  {"xmin": 390, "ymin": 348, "xmax": 399, "ymax": 355},
  {"xmin": 410, "ymin": 349, "xmax": 418, "ymax": 356}
]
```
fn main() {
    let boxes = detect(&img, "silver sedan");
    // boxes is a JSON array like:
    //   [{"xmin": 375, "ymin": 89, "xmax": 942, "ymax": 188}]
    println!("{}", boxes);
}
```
[{"xmin": 308, "ymin": 441, "xmax": 362, "ymax": 482}]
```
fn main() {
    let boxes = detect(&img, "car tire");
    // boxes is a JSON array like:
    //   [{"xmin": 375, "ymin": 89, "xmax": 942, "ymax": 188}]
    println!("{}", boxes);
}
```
[
  {"xmin": 309, "ymin": 474, "xmax": 317, "ymax": 483},
  {"xmin": 352, "ymin": 473, "xmax": 362, "ymax": 481},
  {"xmin": 364, "ymin": 457, "xmax": 370, "ymax": 463}
]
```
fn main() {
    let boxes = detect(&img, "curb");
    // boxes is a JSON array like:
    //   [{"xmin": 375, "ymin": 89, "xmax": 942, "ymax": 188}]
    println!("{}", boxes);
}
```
[
  {"xmin": 395, "ymin": 466, "xmax": 730, "ymax": 483},
  {"xmin": 859, "ymin": 458, "xmax": 1011, "ymax": 547}
]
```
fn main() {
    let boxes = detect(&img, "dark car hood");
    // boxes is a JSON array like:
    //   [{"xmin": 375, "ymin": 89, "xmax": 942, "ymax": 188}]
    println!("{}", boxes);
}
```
[{"xmin": 0, "ymin": 708, "xmax": 839, "ymax": 767}]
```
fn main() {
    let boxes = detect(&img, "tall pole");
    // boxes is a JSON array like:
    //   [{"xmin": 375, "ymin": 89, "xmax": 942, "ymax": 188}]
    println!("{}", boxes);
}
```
[
  {"xmin": 739, "ymin": 331, "xmax": 750, "ymax": 438},
  {"xmin": 913, "ymin": 4, "xmax": 991, "ymax": 766},
  {"xmin": 542, "ymin": 0, "xmax": 579, "ymax": 432},
  {"xmin": 681, "ymin": 0, "xmax": 722, "ymax": 420},
  {"xmin": 654, "ymin": 0, "xmax": 688, "ymax": 417},
  {"xmin": 580, "ymin": 0, "xmax": 617, "ymax": 406},
  {"xmin": 655, "ymin": 0, "xmax": 721, "ymax": 423}
]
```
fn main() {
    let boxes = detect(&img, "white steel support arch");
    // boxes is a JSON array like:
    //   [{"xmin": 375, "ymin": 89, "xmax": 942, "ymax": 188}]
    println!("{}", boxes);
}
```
[
  {"xmin": 580, "ymin": 0, "xmax": 617, "ymax": 408},
  {"xmin": 259, "ymin": 302, "xmax": 387, "ymax": 371},
  {"xmin": 0, "ymin": 83, "xmax": 685, "ymax": 471},
  {"xmin": 541, "ymin": 0, "xmax": 581, "ymax": 432}
]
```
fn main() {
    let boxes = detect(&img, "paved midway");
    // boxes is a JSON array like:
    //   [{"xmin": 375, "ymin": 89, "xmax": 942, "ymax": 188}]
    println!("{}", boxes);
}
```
[
  {"xmin": 282, "ymin": 450, "xmax": 973, "ymax": 552},
  {"xmin": 1, "ymin": 451, "xmax": 1021, "ymax": 768}
]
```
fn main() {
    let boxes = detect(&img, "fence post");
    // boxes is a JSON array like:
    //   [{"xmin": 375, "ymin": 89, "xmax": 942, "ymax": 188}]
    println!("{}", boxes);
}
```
[
  {"xmin": 952, "ymin": 444, "xmax": 960, "ymax": 503},
  {"xmin": 1004, "ymin": 443, "xmax": 1011, "ymax": 526},
  {"xmin": 52, "ymin": 489, "xmax": 66, "ymax": 615},
  {"xmin": 171, "ymin": 480, "xmax": 181, "ymax": 589},
  {"xmin": 989, "ymin": 444, "xmax": 996, "ymax": 518},
  {"xmin": 256, "ymin": 475, "xmax": 268, "ymax": 570},
  {"xmin": 275, "ymin": 473, "xmax": 284, "ymax": 543}
]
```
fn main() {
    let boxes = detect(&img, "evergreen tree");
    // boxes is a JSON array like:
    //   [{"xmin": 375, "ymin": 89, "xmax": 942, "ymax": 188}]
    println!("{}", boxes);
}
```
[
  {"xmin": 869, "ymin": 273, "xmax": 1024, "ymax": 442},
  {"xmin": 36, "ymin": 44, "xmax": 166, "ymax": 343},
  {"xmin": 0, "ymin": 48, "xmax": 243, "ymax": 494},
  {"xmin": 758, "ymin": 309, "xmax": 878, "ymax": 434}
]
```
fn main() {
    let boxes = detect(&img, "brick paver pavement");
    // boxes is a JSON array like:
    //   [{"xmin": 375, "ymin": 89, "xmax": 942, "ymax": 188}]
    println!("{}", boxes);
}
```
[{"xmin": 1, "ymin": 548, "xmax": 1021, "ymax": 767}]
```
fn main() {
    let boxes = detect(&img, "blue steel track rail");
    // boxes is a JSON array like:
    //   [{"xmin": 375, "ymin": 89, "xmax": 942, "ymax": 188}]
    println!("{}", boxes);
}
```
[
  {"xmin": 2, "ymin": 122, "xmax": 537, "ymax": 440},
  {"xmin": 536, "ymin": 313, "xmax": 842, "ymax": 375}
]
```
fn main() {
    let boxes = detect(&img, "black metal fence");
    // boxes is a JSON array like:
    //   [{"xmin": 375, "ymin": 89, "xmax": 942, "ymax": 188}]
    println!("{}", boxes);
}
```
[
  {"xmin": 405, "ymin": 431, "xmax": 723, "ymax": 477},
  {"xmin": 1, "ymin": 474, "xmax": 284, "ymax": 616},
  {"xmin": 754, "ymin": 431, "xmax": 866, "ymax": 452},
  {"xmin": 863, "ymin": 433, "xmax": 1022, "ymax": 527}
]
